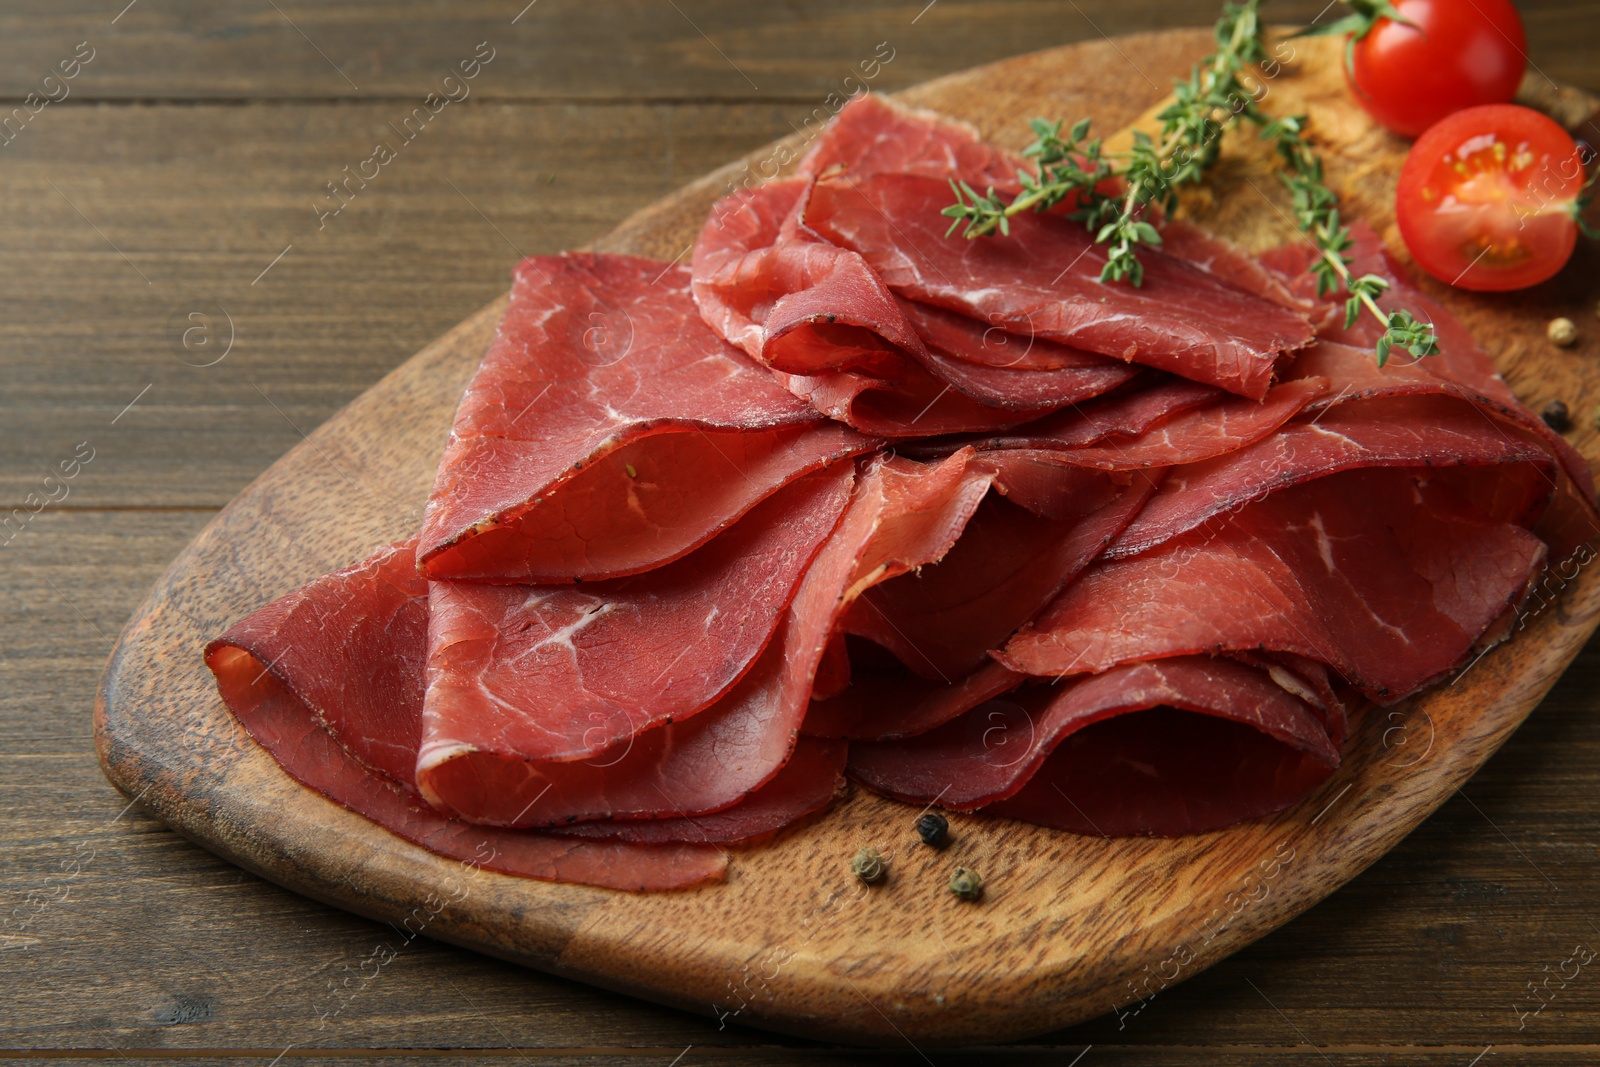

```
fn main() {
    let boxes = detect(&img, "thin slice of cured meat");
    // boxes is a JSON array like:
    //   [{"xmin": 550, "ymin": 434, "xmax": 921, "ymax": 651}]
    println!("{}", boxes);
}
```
[
  {"xmin": 849, "ymin": 656, "xmax": 1338, "ymax": 835},
  {"xmin": 418, "ymin": 252, "xmax": 875, "ymax": 583},
  {"xmin": 1227, "ymin": 649, "xmax": 1350, "ymax": 750},
  {"xmin": 980, "ymin": 704, "xmax": 1337, "ymax": 836},
  {"xmin": 895, "ymin": 296, "xmax": 1133, "ymax": 374},
  {"xmin": 967, "ymin": 377, "xmax": 1325, "ymax": 474},
  {"xmin": 1003, "ymin": 466, "xmax": 1548, "ymax": 703},
  {"xmin": 203, "ymin": 541, "xmax": 726, "ymax": 891},
  {"xmin": 773, "ymin": 359, "xmax": 1065, "ymax": 437},
  {"xmin": 958, "ymin": 375, "xmax": 1223, "ymax": 453},
  {"xmin": 695, "ymin": 180, "xmax": 1135, "ymax": 429},
  {"xmin": 798, "ymin": 93, "xmax": 1310, "ymax": 330},
  {"xmin": 694, "ymin": 178, "xmax": 926, "ymax": 377},
  {"xmin": 843, "ymin": 476, "xmax": 1156, "ymax": 680},
  {"xmin": 797, "ymin": 93, "xmax": 1026, "ymax": 191},
  {"xmin": 1110, "ymin": 393, "xmax": 1556, "ymax": 560},
  {"xmin": 804, "ymin": 657, "xmax": 1024, "ymax": 741},
  {"xmin": 416, "ymin": 449, "xmax": 994, "ymax": 827},
  {"xmin": 550, "ymin": 738, "xmax": 846, "ymax": 845},
  {"xmin": 422, "ymin": 463, "xmax": 854, "ymax": 765},
  {"xmin": 803, "ymin": 172, "xmax": 1315, "ymax": 399},
  {"xmin": 1156, "ymin": 218, "xmax": 1311, "ymax": 312},
  {"xmin": 1269, "ymin": 223, "xmax": 1597, "ymax": 550},
  {"xmin": 978, "ymin": 452, "xmax": 1161, "ymax": 520}
]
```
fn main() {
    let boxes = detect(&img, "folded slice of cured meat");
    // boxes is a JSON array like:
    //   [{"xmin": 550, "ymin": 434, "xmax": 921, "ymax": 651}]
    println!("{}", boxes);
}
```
[
  {"xmin": 849, "ymin": 656, "xmax": 1338, "ymax": 836},
  {"xmin": 417, "ymin": 449, "xmax": 995, "ymax": 828},
  {"xmin": 958, "ymin": 377, "xmax": 1325, "ymax": 475},
  {"xmin": 804, "ymin": 657, "xmax": 1025, "ymax": 742},
  {"xmin": 1268, "ymin": 223, "xmax": 1597, "ymax": 555},
  {"xmin": 797, "ymin": 92, "xmax": 1026, "ymax": 190},
  {"xmin": 1004, "ymin": 465, "xmax": 1548, "ymax": 703},
  {"xmin": 203, "ymin": 540, "xmax": 727, "ymax": 891},
  {"xmin": 842, "ymin": 473, "xmax": 1157, "ymax": 682},
  {"xmin": 422, "ymin": 463, "xmax": 854, "ymax": 765},
  {"xmin": 1109, "ymin": 393, "xmax": 1556, "ymax": 560},
  {"xmin": 802, "ymin": 93, "xmax": 1312, "ymax": 314},
  {"xmin": 418, "ymin": 252, "xmax": 875, "ymax": 583},
  {"xmin": 693, "ymin": 179, "xmax": 1135, "ymax": 432},
  {"xmin": 802, "ymin": 172, "xmax": 1315, "ymax": 399},
  {"xmin": 549, "ymin": 737, "xmax": 847, "ymax": 845}
]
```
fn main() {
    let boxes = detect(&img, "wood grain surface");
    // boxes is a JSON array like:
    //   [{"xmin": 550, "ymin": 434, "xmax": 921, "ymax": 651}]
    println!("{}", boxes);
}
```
[
  {"xmin": 8, "ymin": 3, "xmax": 1600, "ymax": 1063},
  {"xmin": 90, "ymin": 19, "xmax": 1600, "ymax": 1053}
]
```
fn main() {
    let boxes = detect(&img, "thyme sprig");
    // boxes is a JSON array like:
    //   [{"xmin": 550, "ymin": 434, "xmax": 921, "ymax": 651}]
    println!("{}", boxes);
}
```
[{"xmin": 941, "ymin": 0, "xmax": 1438, "ymax": 367}]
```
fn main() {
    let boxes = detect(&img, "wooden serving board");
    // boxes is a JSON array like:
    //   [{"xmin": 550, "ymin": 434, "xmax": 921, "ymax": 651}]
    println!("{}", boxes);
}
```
[{"xmin": 95, "ymin": 30, "xmax": 1600, "ymax": 1047}]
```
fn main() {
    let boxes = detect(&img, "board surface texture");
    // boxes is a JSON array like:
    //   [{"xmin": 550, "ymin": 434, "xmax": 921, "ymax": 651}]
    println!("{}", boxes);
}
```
[{"xmin": 95, "ymin": 30, "xmax": 1600, "ymax": 1046}]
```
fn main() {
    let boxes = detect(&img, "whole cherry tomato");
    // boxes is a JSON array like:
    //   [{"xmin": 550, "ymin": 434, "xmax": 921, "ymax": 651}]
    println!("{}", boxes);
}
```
[
  {"xmin": 1395, "ymin": 104, "xmax": 1591, "ymax": 291},
  {"xmin": 1336, "ymin": 0, "xmax": 1528, "ymax": 137}
]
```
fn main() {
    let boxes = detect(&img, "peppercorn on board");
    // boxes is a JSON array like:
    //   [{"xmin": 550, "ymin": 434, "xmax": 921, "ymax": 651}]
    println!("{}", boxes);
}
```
[{"xmin": 96, "ymin": 30, "xmax": 1600, "ymax": 1046}]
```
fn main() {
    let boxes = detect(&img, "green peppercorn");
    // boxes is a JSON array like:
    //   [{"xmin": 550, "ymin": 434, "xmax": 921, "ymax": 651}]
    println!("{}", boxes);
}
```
[
  {"xmin": 850, "ymin": 846, "xmax": 887, "ymax": 884},
  {"xmin": 949, "ymin": 867, "xmax": 983, "ymax": 902},
  {"xmin": 915, "ymin": 812, "xmax": 950, "ymax": 848}
]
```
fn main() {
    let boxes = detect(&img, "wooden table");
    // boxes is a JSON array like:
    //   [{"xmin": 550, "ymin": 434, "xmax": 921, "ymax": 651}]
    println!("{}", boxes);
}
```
[{"xmin": 3, "ymin": 3, "xmax": 1597, "ymax": 1063}]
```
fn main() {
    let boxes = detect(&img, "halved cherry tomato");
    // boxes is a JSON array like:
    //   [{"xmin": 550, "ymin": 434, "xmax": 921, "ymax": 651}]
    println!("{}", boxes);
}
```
[
  {"xmin": 1395, "ymin": 104, "xmax": 1588, "ymax": 292},
  {"xmin": 1346, "ymin": 0, "xmax": 1527, "ymax": 138}
]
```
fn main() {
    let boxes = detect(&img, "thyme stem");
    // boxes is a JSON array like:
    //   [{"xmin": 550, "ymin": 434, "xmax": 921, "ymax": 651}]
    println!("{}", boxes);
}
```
[{"xmin": 940, "ymin": 0, "xmax": 1439, "ymax": 367}]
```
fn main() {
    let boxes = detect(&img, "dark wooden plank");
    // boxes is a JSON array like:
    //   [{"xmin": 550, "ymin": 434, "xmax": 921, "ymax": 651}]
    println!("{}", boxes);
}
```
[
  {"xmin": 0, "ymin": 101, "xmax": 819, "ymax": 508},
  {"xmin": 0, "ymin": 1, "xmax": 1592, "ymax": 104}
]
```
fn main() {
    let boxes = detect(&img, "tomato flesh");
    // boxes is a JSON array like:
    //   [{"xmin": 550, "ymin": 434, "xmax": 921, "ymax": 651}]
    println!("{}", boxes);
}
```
[
  {"xmin": 1396, "ymin": 105, "xmax": 1586, "ymax": 292},
  {"xmin": 1348, "ymin": 0, "xmax": 1527, "ymax": 138}
]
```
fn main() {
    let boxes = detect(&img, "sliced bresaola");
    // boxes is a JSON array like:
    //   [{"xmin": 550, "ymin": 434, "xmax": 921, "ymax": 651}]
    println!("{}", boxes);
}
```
[
  {"xmin": 1155, "ymin": 218, "xmax": 1311, "ymax": 313},
  {"xmin": 203, "ymin": 541, "xmax": 726, "ymax": 891},
  {"xmin": 773, "ymin": 357, "xmax": 1066, "ymax": 436},
  {"xmin": 422, "ymin": 463, "xmax": 854, "ymax": 766},
  {"xmin": 416, "ymin": 450, "xmax": 994, "ymax": 827},
  {"xmin": 956, "ymin": 375, "xmax": 1223, "ymax": 453},
  {"xmin": 843, "ymin": 474, "xmax": 1157, "ymax": 681},
  {"xmin": 549, "ymin": 738, "xmax": 846, "ymax": 845},
  {"xmin": 1266, "ymin": 223, "xmax": 1597, "ymax": 554},
  {"xmin": 979, "ymin": 452, "xmax": 1163, "ymax": 520},
  {"xmin": 696, "ymin": 178, "xmax": 926, "ymax": 376},
  {"xmin": 418, "ymin": 252, "xmax": 874, "ymax": 583},
  {"xmin": 962, "ymin": 377, "xmax": 1325, "ymax": 474},
  {"xmin": 1110, "ymin": 393, "xmax": 1556, "ymax": 560},
  {"xmin": 849, "ymin": 656, "xmax": 1338, "ymax": 835},
  {"xmin": 803, "ymin": 171, "xmax": 1315, "ymax": 399},
  {"xmin": 1003, "ymin": 466, "xmax": 1548, "ymax": 704},
  {"xmin": 693, "ymin": 179, "xmax": 1133, "ymax": 430},
  {"xmin": 796, "ymin": 93, "xmax": 1026, "ymax": 191},
  {"xmin": 979, "ymin": 703, "xmax": 1337, "ymax": 837},
  {"xmin": 804, "ymin": 657, "xmax": 1025, "ymax": 741},
  {"xmin": 797, "ymin": 95, "xmax": 1309, "ymax": 315}
]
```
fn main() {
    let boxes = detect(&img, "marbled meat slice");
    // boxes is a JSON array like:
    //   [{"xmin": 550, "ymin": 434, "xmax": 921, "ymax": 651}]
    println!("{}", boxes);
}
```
[
  {"xmin": 203, "ymin": 540, "xmax": 726, "ymax": 890},
  {"xmin": 550, "ymin": 738, "xmax": 846, "ymax": 845},
  {"xmin": 843, "ymin": 474, "xmax": 1156, "ymax": 680},
  {"xmin": 1003, "ymin": 466, "xmax": 1549, "ymax": 703},
  {"xmin": 797, "ymin": 92, "xmax": 1026, "ymax": 190},
  {"xmin": 1110, "ymin": 393, "xmax": 1556, "ymax": 560},
  {"xmin": 849, "ymin": 656, "xmax": 1337, "ymax": 835},
  {"xmin": 415, "ymin": 450, "xmax": 994, "ymax": 827},
  {"xmin": 422, "ymin": 463, "xmax": 854, "ymax": 765},
  {"xmin": 418, "ymin": 252, "xmax": 874, "ymax": 583},
  {"xmin": 804, "ymin": 657, "xmax": 1025, "ymax": 741},
  {"xmin": 803, "ymin": 172, "xmax": 1315, "ymax": 399},
  {"xmin": 693, "ymin": 179, "xmax": 1136, "ymax": 427}
]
